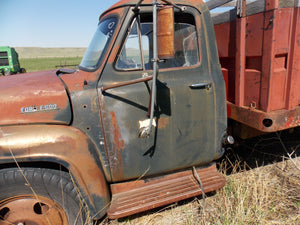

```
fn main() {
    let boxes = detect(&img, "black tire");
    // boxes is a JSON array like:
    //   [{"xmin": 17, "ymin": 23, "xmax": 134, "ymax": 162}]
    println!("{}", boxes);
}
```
[
  {"xmin": 0, "ymin": 167, "xmax": 89, "ymax": 225},
  {"xmin": 20, "ymin": 68, "xmax": 26, "ymax": 73}
]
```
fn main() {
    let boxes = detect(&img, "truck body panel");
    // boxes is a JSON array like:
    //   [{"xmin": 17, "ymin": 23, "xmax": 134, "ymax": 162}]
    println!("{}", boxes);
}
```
[
  {"xmin": 212, "ymin": 0, "xmax": 300, "ymax": 132},
  {"xmin": 0, "ymin": 125, "xmax": 110, "ymax": 219},
  {"xmin": 107, "ymin": 163, "xmax": 225, "ymax": 218},
  {"xmin": 98, "ymin": 2, "xmax": 226, "ymax": 182},
  {"xmin": 0, "ymin": 70, "xmax": 72, "ymax": 125},
  {"xmin": 60, "ymin": 7, "xmax": 130, "ymax": 182}
]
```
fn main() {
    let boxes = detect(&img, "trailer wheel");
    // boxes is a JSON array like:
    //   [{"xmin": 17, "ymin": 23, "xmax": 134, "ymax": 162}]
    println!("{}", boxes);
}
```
[
  {"xmin": 0, "ymin": 167, "xmax": 88, "ymax": 225},
  {"xmin": 20, "ymin": 68, "xmax": 26, "ymax": 73}
]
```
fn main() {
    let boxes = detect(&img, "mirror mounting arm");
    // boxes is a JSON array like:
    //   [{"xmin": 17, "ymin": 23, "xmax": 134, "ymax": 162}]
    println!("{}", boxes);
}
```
[
  {"xmin": 139, "ymin": 0, "xmax": 159, "ymax": 138},
  {"xmin": 133, "ymin": 0, "xmax": 144, "ymax": 12},
  {"xmin": 160, "ymin": 0, "xmax": 186, "ymax": 11}
]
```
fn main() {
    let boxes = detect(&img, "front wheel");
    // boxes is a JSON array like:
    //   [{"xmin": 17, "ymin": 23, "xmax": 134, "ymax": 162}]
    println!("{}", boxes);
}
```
[{"xmin": 0, "ymin": 167, "xmax": 89, "ymax": 225}]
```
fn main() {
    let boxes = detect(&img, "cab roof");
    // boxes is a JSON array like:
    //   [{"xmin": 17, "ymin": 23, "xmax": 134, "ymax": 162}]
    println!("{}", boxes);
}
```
[{"xmin": 101, "ymin": 0, "xmax": 207, "ymax": 19}]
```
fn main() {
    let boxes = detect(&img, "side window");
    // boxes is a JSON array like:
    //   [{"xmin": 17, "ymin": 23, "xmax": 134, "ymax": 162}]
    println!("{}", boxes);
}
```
[
  {"xmin": 158, "ymin": 22, "xmax": 199, "ymax": 69},
  {"xmin": 177, "ymin": 23, "xmax": 199, "ymax": 67},
  {"xmin": 116, "ymin": 12, "xmax": 199, "ymax": 71},
  {"xmin": 141, "ymin": 23, "xmax": 153, "ymax": 70},
  {"xmin": 116, "ymin": 19, "xmax": 143, "ymax": 70}
]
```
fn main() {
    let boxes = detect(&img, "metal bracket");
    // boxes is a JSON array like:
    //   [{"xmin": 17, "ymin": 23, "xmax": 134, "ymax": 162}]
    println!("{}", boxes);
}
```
[
  {"xmin": 237, "ymin": 0, "xmax": 246, "ymax": 18},
  {"xmin": 151, "ymin": 58, "xmax": 165, "ymax": 63},
  {"xmin": 160, "ymin": 0, "xmax": 186, "ymax": 11}
]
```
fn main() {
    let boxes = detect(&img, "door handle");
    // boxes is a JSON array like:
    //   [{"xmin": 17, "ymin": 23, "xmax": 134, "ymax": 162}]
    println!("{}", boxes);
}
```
[{"xmin": 189, "ymin": 82, "xmax": 212, "ymax": 90}]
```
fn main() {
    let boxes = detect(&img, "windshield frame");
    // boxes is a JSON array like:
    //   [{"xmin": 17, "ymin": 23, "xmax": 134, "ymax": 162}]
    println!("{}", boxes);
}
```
[{"xmin": 79, "ymin": 15, "xmax": 119, "ymax": 72}]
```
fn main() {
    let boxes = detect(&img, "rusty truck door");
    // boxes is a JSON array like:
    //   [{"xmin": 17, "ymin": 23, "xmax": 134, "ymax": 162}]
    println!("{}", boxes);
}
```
[{"xmin": 99, "ymin": 7, "xmax": 226, "ymax": 182}]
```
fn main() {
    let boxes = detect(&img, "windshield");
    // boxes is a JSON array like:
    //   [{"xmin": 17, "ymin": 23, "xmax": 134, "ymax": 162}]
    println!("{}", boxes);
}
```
[{"xmin": 80, "ymin": 17, "xmax": 118, "ymax": 71}]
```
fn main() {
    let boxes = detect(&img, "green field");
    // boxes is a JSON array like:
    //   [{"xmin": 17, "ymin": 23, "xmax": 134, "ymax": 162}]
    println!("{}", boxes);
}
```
[
  {"xmin": 14, "ymin": 47, "xmax": 85, "ymax": 72},
  {"xmin": 19, "ymin": 57, "xmax": 82, "ymax": 72},
  {"xmin": 15, "ymin": 47, "xmax": 86, "ymax": 59}
]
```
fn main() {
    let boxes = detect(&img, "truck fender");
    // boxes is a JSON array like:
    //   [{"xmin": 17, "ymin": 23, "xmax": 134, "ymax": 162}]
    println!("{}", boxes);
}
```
[{"xmin": 0, "ymin": 125, "xmax": 110, "ymax": 219}]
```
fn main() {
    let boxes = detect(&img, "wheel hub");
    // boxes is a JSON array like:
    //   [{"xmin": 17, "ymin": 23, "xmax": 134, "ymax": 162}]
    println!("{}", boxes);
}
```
[{"xmin": 0, "ymin": 195, "xmax": 68, "ymax": 225}]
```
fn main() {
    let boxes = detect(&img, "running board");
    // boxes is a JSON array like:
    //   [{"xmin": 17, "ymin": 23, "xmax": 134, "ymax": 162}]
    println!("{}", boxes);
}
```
[{"xmin": 107, "ymin": 163, "xmax": 225, "ymax": 219}]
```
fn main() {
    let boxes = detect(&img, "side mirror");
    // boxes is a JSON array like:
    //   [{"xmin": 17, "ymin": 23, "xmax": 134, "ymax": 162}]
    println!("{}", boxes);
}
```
[{"xmin": 157, "ymin": 6, "xmax": 175, "ymax": 59}]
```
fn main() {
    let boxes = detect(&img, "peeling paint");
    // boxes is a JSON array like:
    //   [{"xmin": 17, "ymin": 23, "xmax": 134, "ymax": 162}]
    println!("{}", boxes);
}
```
[
  {"xmin": 285, "ymin": 115, "xmax": 300, "ymax": 128},
  {"xmin": 110, "ymin": 111, "xmax": 125, "ymax": 151},
  {"xmin": 157, "ymin": 117, "xmax": 169, "ymax": 129},
  {"xmin": 0, "ymin": 125, "xmax": 110, "ymax": 218}
]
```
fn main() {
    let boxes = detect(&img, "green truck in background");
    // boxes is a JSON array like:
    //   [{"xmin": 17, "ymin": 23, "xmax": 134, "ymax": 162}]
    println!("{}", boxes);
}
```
[{"xmin": 0, "ymin": 46, "xmax": 26, "ymax": 75}]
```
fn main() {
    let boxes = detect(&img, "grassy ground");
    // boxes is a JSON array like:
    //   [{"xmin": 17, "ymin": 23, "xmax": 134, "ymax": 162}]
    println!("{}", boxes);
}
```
[
  {"xmin": 99, "ymin": 129, "xmax": 300, "ymax": 225},
  {"xmin": 15, "ymin": 47, "xmax": 84, "ymax": 72},
  {"xmin": 19, "ymin": 57, "xmax": 82, "ymax": 72},
  {"xmin": 15, "ymin": 47, "xmax": 86, "ymax": 59}
]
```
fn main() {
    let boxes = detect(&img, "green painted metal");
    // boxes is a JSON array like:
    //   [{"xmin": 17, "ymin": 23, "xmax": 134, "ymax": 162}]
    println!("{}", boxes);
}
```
[{"xmin": 0, "ymin": 46, "xmax": 24, "ymax": 75}]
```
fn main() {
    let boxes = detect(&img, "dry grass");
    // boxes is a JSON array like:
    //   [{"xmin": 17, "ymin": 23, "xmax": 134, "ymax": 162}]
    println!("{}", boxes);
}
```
[
  {"xmin": 100, "ymin": 130, "xmax": 300, "ymax": 225},
  {"xmin": 200, "ymin": 158, "xmax": 300, "ymax": 225}
]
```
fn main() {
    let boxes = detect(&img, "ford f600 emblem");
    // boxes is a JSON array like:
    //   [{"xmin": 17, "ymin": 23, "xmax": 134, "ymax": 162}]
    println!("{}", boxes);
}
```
[{"xmin": 21, "ymin": 104, "xmax": 58, "ymax": 114}]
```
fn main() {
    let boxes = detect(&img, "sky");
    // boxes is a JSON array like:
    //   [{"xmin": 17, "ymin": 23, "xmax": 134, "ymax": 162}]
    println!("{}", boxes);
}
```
[
  {"xmin": 0, "ymin": 0, "xmax": 120, "ymax": 47},
  {"xmin": 0, "ymin": 0, "xmax": 219, "ymax": 48}
]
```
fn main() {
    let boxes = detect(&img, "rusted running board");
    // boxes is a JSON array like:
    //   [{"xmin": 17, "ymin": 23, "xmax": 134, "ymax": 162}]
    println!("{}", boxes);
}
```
[{"xmin": 107, "ymin": 163, "xmax": 225, "ymax": 219}]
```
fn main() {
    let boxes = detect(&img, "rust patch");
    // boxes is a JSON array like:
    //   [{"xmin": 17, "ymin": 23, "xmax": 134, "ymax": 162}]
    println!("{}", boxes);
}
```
[
  {"xmin": 108, "ymin": 111, "xmax": 125, "ymax": 181},
  {"xmin": 0, "ymin": 125, "xmax": 110, "ymax": 218},
  {"xmin": 0, "ymin": 71, "xmax": 71, "ymax": 125},
  {"xmin": 228, "ymin": 101, "xmax": 300, "ymax": 132},
  {"xmin": 110, "ymin": 111, "xmax": 125, "ymax": 151},
  {"xmin": 157, "ymin": 117, "xmax": 170, "ymax": 129},
  {"xmin": 108, "ymin": 163, "xmax": 225, "ymax": 219},
  {"xmin": 285, "ymin": 116, "xmax": 300, "ymax": 128}
]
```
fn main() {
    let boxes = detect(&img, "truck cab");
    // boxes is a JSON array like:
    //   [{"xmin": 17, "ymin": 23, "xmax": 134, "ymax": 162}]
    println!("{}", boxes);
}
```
[{"xmin": 0, "ymin": 0, "xmax": 228, "ymax": 224}]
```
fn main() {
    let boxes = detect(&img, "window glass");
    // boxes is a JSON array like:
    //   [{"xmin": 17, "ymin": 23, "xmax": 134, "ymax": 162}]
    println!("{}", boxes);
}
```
[
  {"xmin": 140, "ymin": 23, "xmax": 153, "ymax": 70},
  {"xmin": 116, "ymin": 19, "xmax": 143, "ymax": 70},
  {"xmin": 116, "ymin": 12, "xmax": 199, "ymax": 71},
  {"xmin": 80, "ymin": 17, "xmax": 118, "ymax": 70}
]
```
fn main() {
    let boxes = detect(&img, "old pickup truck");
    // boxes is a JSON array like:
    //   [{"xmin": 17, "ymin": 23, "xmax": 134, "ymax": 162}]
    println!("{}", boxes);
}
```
[{"xmin": 0, "ymin": 0, "xmax": 299, "ymax": 224}]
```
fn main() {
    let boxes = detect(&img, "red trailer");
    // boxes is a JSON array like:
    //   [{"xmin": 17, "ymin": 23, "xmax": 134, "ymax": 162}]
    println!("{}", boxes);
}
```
[{"xmin": 211, "ymin": 0, "xmax": 300, "ymax": 137}]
